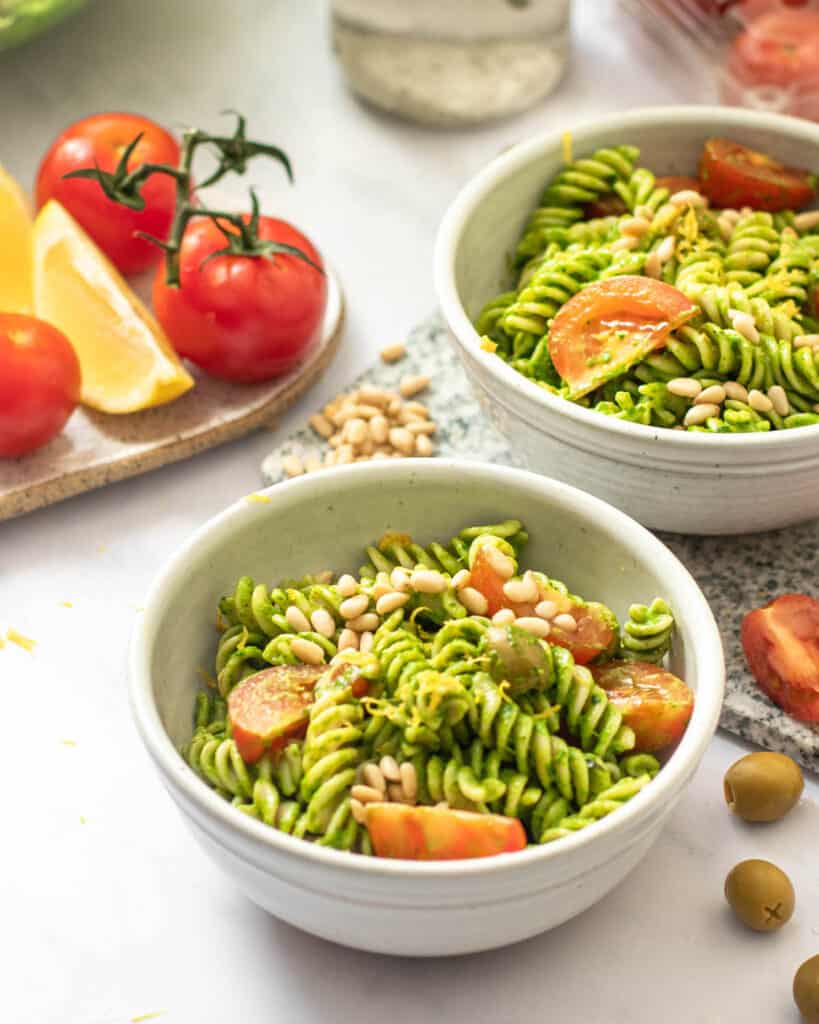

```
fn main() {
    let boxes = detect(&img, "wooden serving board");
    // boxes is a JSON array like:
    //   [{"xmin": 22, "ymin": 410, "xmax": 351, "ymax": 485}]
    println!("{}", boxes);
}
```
[{"xmin": 0, "ymin": 268, "xmax": 343, "ymax": 522}]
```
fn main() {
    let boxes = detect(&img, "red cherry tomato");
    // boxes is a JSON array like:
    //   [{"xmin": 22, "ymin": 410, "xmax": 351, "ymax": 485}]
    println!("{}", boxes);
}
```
[
  {"xmin": 36, "ymin": 112, "xmax": 180, "ymax": 275},
  {"xmin": 468, "ymin": 548, "xmax": 618, "ymax": 665},
  {"xmin": 741, "ymin": 594, "xmax": 819, "ymax": 723},
  {"xmin": 366, "ymin": 804, "xmax": 527, "ymax": 860},
  {"xmin": 654, "ymin": 176, "xmax": 704, "ymax": 194},
  {"xmin": 548, "ymin": 276, "xmax": 698, "ymax": 399},
  {"xmin": 699, "ymin": 138, "xmax": 817, "ymax": 212},
  {"xmin": 153, "ymin": 215, "xmax": 327, "ymax": 382},
  {"xmin": 227, "ymin": 665, "xmax": 323, "ymax": 763},
  {"xmin": 591, "ymin": 660, "xmax": 695, "ymax": 753},
  {"xmin": 0, "ymin": 313, "xmax": 81, "ymax": 458}
]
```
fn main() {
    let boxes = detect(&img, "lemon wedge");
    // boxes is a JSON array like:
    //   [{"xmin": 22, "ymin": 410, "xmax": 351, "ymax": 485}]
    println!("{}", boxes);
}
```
[
  {"xmin": 32, "ymin": 200, "xmax": 194, "ymax": 413},
  {"xmin": 0, "ymin": 162, "xmax": 33, "ymax": 313}
]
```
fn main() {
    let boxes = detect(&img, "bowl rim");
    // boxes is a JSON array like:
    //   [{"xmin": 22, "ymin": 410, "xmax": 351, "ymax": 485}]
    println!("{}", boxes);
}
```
[
  {"xmin": 129, "ymin": 459, "xmax": 725, "ymax": 879},
  {"xmin": 434, "ymin": 104, "xmax": 819, "ymax": 452}
]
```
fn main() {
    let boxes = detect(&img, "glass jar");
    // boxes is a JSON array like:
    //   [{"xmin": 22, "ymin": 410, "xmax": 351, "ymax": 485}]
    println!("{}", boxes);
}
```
[{"xmin": 330, "ymin": 0, "xmax": 572, "ymax": 127}]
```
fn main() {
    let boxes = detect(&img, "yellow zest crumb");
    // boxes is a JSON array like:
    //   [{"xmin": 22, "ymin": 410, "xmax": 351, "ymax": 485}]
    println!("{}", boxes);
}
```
[
  {"xmin": 79, "ymin": 815, "xmax": 87, "ymax": 824},
  {"xmin": 0, "ymin": 633, "xmax": 4, "ymax": 649},
  {"xmin": 245, "ymin": 493, "xmax": 272, "ymax": 504},
  {"xmin": 59, "ymin": 601, "xmax": 73, "ymax": 608},
  {"xmin": 480, "ymin": 337, "xmax": 498, "ymax": 353},
  {"xmin": 6, "ymin": 628, "xmax": 35, "ymax": 652},
  {"xmin": 61, "ymin": 739, "xmax": 77, "ymax": 747},
  {"xmin": 131, "ymin": 1013, "xmax": 164, "ymax": 1023},
  {"xmin": 561, "ymin": 131, "xmax": 573, "ymax": 165},
  {"xmin": 97, "ymin": 545, "xmax": 107, "ymax": 554},
  {"xmin": 681, "ymin": 206, "xmax": 699, "ymax": 245}
]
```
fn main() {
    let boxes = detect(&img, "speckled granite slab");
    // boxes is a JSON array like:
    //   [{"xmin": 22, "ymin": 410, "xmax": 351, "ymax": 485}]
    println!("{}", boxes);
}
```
[{"xmin": 262, "ymin": 313, "xmax": 819, "ymax": 773}]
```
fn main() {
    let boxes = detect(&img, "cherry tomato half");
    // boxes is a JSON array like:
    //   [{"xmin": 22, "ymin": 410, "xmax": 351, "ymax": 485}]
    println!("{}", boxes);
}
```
[
  {"xmin": 548, "ymin": 276, "xmax": 698, "ymax": 399},
  {"xmin": 0, "ymin": 313, "xmax": 81, "ymax": 458},
  {"xmin": 591, "ymin": 660, "xmax": 695, "ymax": 753},
  {"xmin": 228, "ymin": 665, "xmax": 323, "ymax": 763},
  {"xmin": 699, "ymin": 138, "xmax": 817, "ymax": 212},
  {"xmin": 366, "ymin": 803, "xmax": 527, "ymax": 860},
  {"xmin": 153, "ymin": 215, "xmax": 327, "ymax": 382},
  {"xmin": 741, "ymin": 594, "xmax": 819, "ymax": 723},
  {"xmin": 36, "ymin": 112, "xmax": 180, "ymax": 275}
]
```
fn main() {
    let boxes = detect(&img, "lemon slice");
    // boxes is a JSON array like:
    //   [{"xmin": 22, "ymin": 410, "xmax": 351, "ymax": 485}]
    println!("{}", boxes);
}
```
[
  {"xmin": 32, "ymin": 200, "xmax": 194, "ymax": 413},
  {"xmin": 0, "ymin": 162, "xmax": 33, "ymax": 313}
]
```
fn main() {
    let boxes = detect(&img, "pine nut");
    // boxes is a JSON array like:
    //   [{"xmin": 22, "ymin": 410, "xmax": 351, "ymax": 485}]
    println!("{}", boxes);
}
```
[
  {"xmin": 667, "ymin": 378, "xmax": 702, "ymax": 399},
  {"xmin": 358, "ymin": 386, "xmax": 391, "ymax": 407},
  {"xmin": 400, "ymin": 761, "xmax": 418, "ymax": 802},
  {"xmin": 748, "ymin": 388, "xmax": 773, "ymax": 413},
  {"xmin": 337, "ymin": 444, "xmax": 355, "ymax": 464},
  {"xmin": 723, "ymin": 381, "xmax": 748, "ymax": 402},
  {"xmin": 380, "ymin": 343, "xmax": 406, "ymax": 363},
  {"xmin": 363, "ymin": 763, "xmax": 387, "ymax": 793},
  {"xmin": 459, "ymin": 587, "xmax": 489, "ymax": 615},
  {"xmin": 328, "ymin": 434, "xmax": 343, "ymax": 449},
  {"xmin": 397, "ymin": 406, "xmax": 424, "ymax": 425},
  {"xmin": 350, "ymin": 798, "xmax": 368, "ymax": 825},
  {"xmin": 410, "ymin": 569, "xmax": 448, "ymax": 594},
  {"xmin": 406, "ymin": 419, "xmax": 436, "ymax": 436},
  {"xmin": 553, "ymin": 613, "xmax": 578, "ymax": 632},
  {"xmin": 309, "ymin": 414, "xmax": 334, "ymax": 438},
  {"xmin": 285, "ymin": 606, "xmax": 311, "ymax": 633},
  {"xmin": 345, "ymin": 418, "xmax": 368, "ymax": 446},
  {"xmin": 324, "ymin": 451, "xmax": 338, "ymax": 467},
  {"xmin": 389, "ymin": 427, "xmax": 415, "ymax": 455},
  {"xmin": 380, "ymin": 755, "xmax": 401, "ymax": 782},
  {"xmin": 644, "ymin": 250, "xmax": 662, "ymax": 279},
  {"xmin": 351, "ymin": 784, "xmax": 384, "ymax": 805},
  {"xmin": 492, "ymin": 608, "xmax": 516, "ymax": 626},
  {"xmin": 717, "ymin": 215, "xmax": 735, "ymax": 242},
  {"xmin": 399, "ymin": 374, "xmax": 430, "ymax": 398},
  {"xmin": 310, "ymin": 608, "xmax": 336, "ymax": 638},
  {"xmin": 387, "ymin": 397, "xmax": 402, "ymax": 417},
  {"xmin": 634, "ymin": 203, "xmax": 654, "ymax": 221},
  {"xmin": 683, "ymin": 403, "xmax": 720, "ymax": 426},
  {"xmin": 291, "ymin": 637, "xmax": 325, "ymax": 665},
  {"xmin": 620, "ymin": 216, "xmax": 652, "ymax": 237},
  {"xmin": 793, "ymin": 210, "xmax": 819, "ymax": 231},
  {"xmin": 794, "ymin": 334, "xmax": 819, "ymax": 349},
  {"xmin": 282, "ymin": 455, "xmax": 304, "ymax": 478},
  {"xmin": 371, "ymin": 580, "xmax": 392, "ymax": 600},
  {"xmin": 340, "ymin": 594, "xmax": 369, "ymax": 619},
  {"xmin": 304, "ymin": 455, "xmax": 322, "ymax": 474},
  {"xmin": 729, "ymin": 310, "xmax": 760, "ymax": 344},
  {"xmin": 670, "ymin": 188, "xmax": 706, "ymax": 208},
  {"xmin": 503, "ymin": 575, "xmax": 539, "ymax": 604},
  {"xmin": 376, "ymin": 591, "xmax": 409, "ymax": 615},
  {"xmin": 768, "ymin": 385, "xmax": 790, "ymax": 416},
  {"xmin": 535, "ymin": 599, "xmax": 558, "ymax": 620},
  {"xmin": 610, "ymin": 235, "xmax": 638, "ymax": 252},
  {"xmin": 695, "ymin": 384, "xmax": 726, "ymax": 406},
  {"xmin": 388, "ymin": 783, "xmax": 405, "ymax": 803},
  {"xmin": 359, "ymin": 630, "xmax": 374, "ymax": 653},
  {"xmin": 390, "ymin": 567, "xmax": 411, "ymax": 591},
  {"xmin": 657, "ymin": 235, "xmax": 676, "ymax": 263},
  {"xmin": 721, "ymin": 208, "xmax": 741, "ymax": 225},
  {"xmin": 337, "ymin": 628, "xmax": 359, "ymax": 651},
  {"xmin": 451, "ymin": 569, "xmax": 471, "ymax": 590},
  {"xmin": 514, "ymin": 616, "xmax": 551, "ymax": 638},
  {"xmin": 483, "ymin": 546, "xmax": 516, "ymax": 579},
  {"xmin": 347, "ymin": 612, "xmax": 380, "ymax": 633},
  {"xmin": 369, "ymin": 415, "xmax": 389, "ymax": 443},
  {"xmin": 415, "ymin": 435, "xmax": 434, "ymax": 457},
  {"xmin": 404, "ymin": 402, "xmax": 429, "ymax": 418},
  {"xmin": 337, "ymin": 574, "xmax": 359, "ymax": 597}
]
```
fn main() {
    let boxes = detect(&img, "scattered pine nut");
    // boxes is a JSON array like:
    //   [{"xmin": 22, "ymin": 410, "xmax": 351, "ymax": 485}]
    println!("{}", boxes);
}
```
[
  {"xmin": 282, "ymin": 455, "xmax": 304, "ymax": 478},
  {"xmin": 748, "ymin": 388, "xmax": 773, "ymax": 413},
  {"xmin": 399, "ymin": 374, "xmax": 431, "ymax": 398},
  {"xmin": 459, "ymin": 587, "xmax": 489, "ymax": 616},
  {"xmin": 309, "ymin": 414, "xmax": 334, "ymax": 438},
  {"xmin": 410, "ymin": 569, "xmax": 448, "ymax": 594},
  {"xmin": 553, "ymin": 613, "xmax": 578, "ymax": 632},
  {"xmin": 285, "ymin": 606, "xmax": 312, "ymax": 634},
  {"xmin": 670, "ymin": 189, "xmax": 707, "ymax": 208},
  {"xmin": 363, "ymin": 763, "xmax": 387, "ymax": 793},
  {"xmin": 729, "ymin": 310, "xmax": 760, "ymax": 344},
  {"xmin": 667, "ymin": 378, "xmax": 702, "ymax": 399},
  {"xmin": 620, "ymin": 216, "xmax": 651, "ymax": 237},
  {"xmin": 483, "ymin": 546, "xmax": 516, "ymax": 579},
  {"xmin": 451, "ymin": 569, "xmax": 471, "ymax": 590},
  {"xmin": 311, "ymin": 608, "xmax": 336, "ymax": 638},
  {"xmin": 380, "ymin": 343, "xmax": 407, "ymax": 363},
  {"xmin": 359, "ymin": 630, "xmax": 375, "ymax": 654},
  {"xmin": 350, "ymin": 798, "xmax": 368, "ymax": 825},
  {"xmin": 768, "ymin": 385, "xmax": 790, "ymax": 416},
  {"xmin": 535, "ymin": 599, "xmax": 558, "ymax": 620},
  {"xmin": 610, "ymin": 235, "xmax": 638, "ymax": 252},
  {"xmin": 794, "ymin": 334, "xmax": 819, "ymax": 350},
  {"xmin": 389, "ymin": 427, "xmax": 416, "ymax": 455},
  {"xmin": 695, "ymin": 384, "xmax": 726, "ymax": 406},
  {"xmin": 380, "ymin": 755, "xmax": 401, "ymax": 782},
  {"xmin": 415, "ymin": 434, "xmax": 434, "ymax": 457},
  {"xmin": 351, "ymin": 784, "xmax": 384, "ymax": 805},
  {"xmin": 656, "ymin": 235, "xmax": 676, "ymax": 264},
  {"xmin": 390, "ymin": 567, "xmax": 411, "ymax": 591},
  {"xmin": 644, "ymin": 250, "xmax": 662, "ymax": 279},
  {"xmin": 793, "ymin": 210, "xmax": 819, "ymax": 231},
  {"xmin": 503, "ymin": 575, "xmax": 539, "ymax": 604},
  {"xmin": 400, "ymin": 761, "xmax": 418, "ymax": 802},
  {"xmin": 514, "ymin": 616, "xmax": 551, "ymax": 638},
  {"xmin": 290, "ymin": 637, "xmax": 325, "ymax": 665},
  {"xmin": 723, "ymin": 381, "xmax": 749, "ymax": 403},
  {"xmin": 684, "ymin": 403, "xmax": 720, "ymax": 426},
  {"xmin": 304, "ymin": 455, "xmax": 323, "ymax": 474},
  {"xmin": 376, "ymin": 591, "xmax": 409, "ymax": 615},
  {"xmin": 338, "ymin": 628, "xmax": 359, "ymax": 651},
  {"xmin": 337, "ymin": 574, "xmax": 359, "ymax": 597},
  {"xmin": 340, "ymin": 594, "xmax": 370, "ymax": 620}
]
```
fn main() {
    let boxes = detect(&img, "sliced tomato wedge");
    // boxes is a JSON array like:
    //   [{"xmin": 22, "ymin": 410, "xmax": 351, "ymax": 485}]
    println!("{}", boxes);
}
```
[
  {"xmin": 366, "ymin": 803, "xmax": 527, "ymax": 860},
  {"xmin": 741, "ymin": 593, "xmax": 819, "ymax": 724},
  {"xmin": 469, "ymin": 548, "xmax": 617, "ymax": 665},
  {"xmin": 654, "ymin": 175, "xmax": 703, "ymax": 195},
  {"xmin": 699, "ymin": 138, "xmax": 817, "ymax": 213},
  {"xmin": 227, "ymin": 665, "xmax": 323, "ymax": 763},
  {"xmin": 591, "ymin": 660, "xmax": 695, "ymax": 753},
  {"xmin": 548, "ymin": 276, "xmax": 698, "ymax": 399}
]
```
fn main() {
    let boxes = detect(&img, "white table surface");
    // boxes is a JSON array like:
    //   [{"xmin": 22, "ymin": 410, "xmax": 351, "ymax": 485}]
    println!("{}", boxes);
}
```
[{"xmin": 2, "ymin": 2, "xmax": 817, "ymax": 1021}]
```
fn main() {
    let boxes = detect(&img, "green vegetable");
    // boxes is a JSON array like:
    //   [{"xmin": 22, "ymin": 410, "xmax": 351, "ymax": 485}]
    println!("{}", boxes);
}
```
[{"xmin": 0, "ymin": 0, "xmax": 88, "ymax": 52}]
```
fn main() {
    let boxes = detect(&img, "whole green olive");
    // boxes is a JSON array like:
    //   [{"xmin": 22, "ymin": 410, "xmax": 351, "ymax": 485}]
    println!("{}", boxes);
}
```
[
  {"xmin": 794, "ymin": 955, "xmax": 819, "ymax": 1023},
  {"xmin": 724, "ymin": 752, "xmax": 804, "ymax": 823},
  {"xmin": 724, "ymin": 859, "xmax": 795, "ymax": 932}
]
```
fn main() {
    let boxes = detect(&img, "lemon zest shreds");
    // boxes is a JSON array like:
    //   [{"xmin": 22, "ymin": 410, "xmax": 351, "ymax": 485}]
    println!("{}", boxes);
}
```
[
  {"xmin": 7, "ymin": 628, "xmax": 35, "ymax": 652},
  {"xmin": 480, "ymin": 336, "xmax": 498, "ymax": 353},
  {"xmin": 131, "ymin": 1013, "xmax": 164, "ymax": 1023},
  {"xmin": 681, "ymin": 206, "xmax": 699, "ymax": 246},
  {"xmin": 245, "ymin": 493, "xmax": 272, "ymax": 504},
  {"xmin": 61, "ymin": 739, "xmax": 77, "ymax": 747},
  {"xmin": 60, "ymin": 601, "xmax": 73, "ymax": 608},
  {"xmin": 561, "ymin": 131, "xmax": 573, "ymax": 165}
]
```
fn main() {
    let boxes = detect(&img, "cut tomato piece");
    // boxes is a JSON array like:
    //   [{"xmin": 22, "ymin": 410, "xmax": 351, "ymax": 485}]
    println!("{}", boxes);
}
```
[
  {"xmin": 592, "ymin": 660, "xmax": 695, "ymax": 753},
  {"xmin": 699, "ymin": 138, "xmax": 816, "ymax": 213},
  {"xmin": 468, "ymin": 547, "xmax": 512, "ymax": 617},
  {"xmin": 548, "ymin": 276, "xmax": 698, "ymax": 399},
  {"xmin": 366, "ymin": 804, "xmax": 527, "ymax": 860},
  {"xmin": 227, "ymin": 665, "xmax": 323, "ymax": 763},
  {"xmin": 741, "ymin": 594, "xmax": 819, "ymax": 724},
  {"xmin": 654, "ymin": 175, "xmax": 704, "ymax": 195}
]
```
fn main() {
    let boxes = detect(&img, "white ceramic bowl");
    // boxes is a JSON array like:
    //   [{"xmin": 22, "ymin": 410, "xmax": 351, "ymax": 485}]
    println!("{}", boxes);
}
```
[
  {"xmin": 435, "ymin": 106, "xmax": 819, "ymax": 535},
  {"xmin": 130, "ymin": 460, "xmax": 724, "ymax": 956}
]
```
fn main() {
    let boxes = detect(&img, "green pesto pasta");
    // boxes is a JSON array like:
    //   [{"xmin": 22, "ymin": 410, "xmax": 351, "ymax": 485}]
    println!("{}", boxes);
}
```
[
  {"xmin": 476, "ymin": 139, "xmax": 819, "ymax": 432},
  {"xmin": 184, "ymin": 521, "xmax": 692, "ymax": 859}
]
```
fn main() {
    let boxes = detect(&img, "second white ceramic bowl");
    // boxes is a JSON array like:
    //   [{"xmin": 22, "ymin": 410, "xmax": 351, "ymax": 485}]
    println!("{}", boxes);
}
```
[
  {"xmin": 130, "ymin": 460, "xmax": 724, "ymax": 956},
  {"xmin": 435, "ymin": 106, "xmax": 819, "ymax": 535}
]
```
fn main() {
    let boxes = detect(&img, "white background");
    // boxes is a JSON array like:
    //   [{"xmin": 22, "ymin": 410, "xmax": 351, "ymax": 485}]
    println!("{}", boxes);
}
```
[{"xmin": 1, "ymin": 2, "xmax": 817, "ymax": 1021}]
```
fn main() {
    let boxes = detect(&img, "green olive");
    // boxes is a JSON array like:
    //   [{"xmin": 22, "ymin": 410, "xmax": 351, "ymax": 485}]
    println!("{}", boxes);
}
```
[
  {"xmin": 794, "ymin": 955, "xmax": 819, "ymax": 1023},
  {"xmin": 724, "ymin": 859, "xmax": 795, "ymax": 932},
  {"xmin": 724, "ymin": 752, "xmax": 804, "ymax": 823}
]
